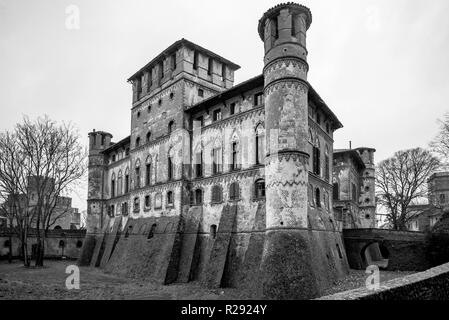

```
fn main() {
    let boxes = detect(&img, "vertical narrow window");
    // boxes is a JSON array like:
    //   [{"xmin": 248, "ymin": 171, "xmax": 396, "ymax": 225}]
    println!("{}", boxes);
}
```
[
  {"xmin": 145, "ymin": 195, "xmax": 151, "ymax": 208},
  {"xmin": 315, "ymin": 188, "xmax": 321, "ymax": 208},
  {"xmin": 146, "ymin": 131, "xmax": 151, "ymax": 143},
  {"xmin": 168, "ymin": 154, "xmax": 174, "ymax": 181},
  {"xmin": 212, "ymin": 147, "xmax": 222, "ymax": 175},
  {"xmin": 146, "ymin": 163, "xmax": 151, "ymax": 186},
  {"xmin": 352, "ymin": 183, "xmax": 357, "ymax": 202},
  {"xmin": 193, "ymin": 51, "xmax": 198, "ymax": 70},
  {"xmin": 158, "ymin": 62, "xmax": 163, "ymax": 82},
  {"xmin": 208, "ymin": 58, "xmax": 213, "ymax": 75},
  {"xmin": 171, "ymin": 53, "xmax": 176, "ymax": 71},
  {"xmin": 111, "ymin": 175, "xmax": 115, "ymax": 198},
  {"xmin": 168, "ymin": 121, "xmax": 175, "ymax": 134},
  {"xmin": 195, "ymin": 151, "xmax": 203, "ymax": 178},
  {"xmin": 313, "ymin": 146, "xmax": 321, "ymax": 176},
  {"xmin": 133, "ymin": 197, "xmax": 140, "ymax": 212},
  {"xmin": 231, "ymin": 142, "xmax": 239, "ymax": 171},
  {"xmin": 230, "ymin": 103, "xmax": 236, "ymax": 115},
  {"xmin": 229, "ymin": 182, "xmax": 240, "ymax": 201},
  {"xmin": 167, "ymin": 191, "xmax": 174, "ymax": 206},
  {"xmin": 221, "ymin": 64, "xmax": 226, "ymax": 80},
  {"xmin": 135, "ymin": 137, "xmax": 141, "ymax": 148},
  {"xmin": 440, "ymin": 194, "xmax": 446, "ymax": 204},
  {"xmin": 291, "ymin": 14, "xmax": 297, "ymax": 37},
  {"xmin": 325, "ymin": 146, "xmax": 330, "ymax": 182},
  {"xmin": 273, "ymin": 17, "xmax": 279, "ymax": 39},
  {"xmin": 195, "ymin": 189, "xmax": 203, "ymax": 205},
  {"xmin": 147, "ymin": 69, "xmax": 152, "ymax": 90},
  {"xmin": 148, "ymin": 223, "xmax": 157, "ymax": 239},
  {"xmin": 198, "ymin": 88, "xmax": 204, "ymax": 97},
  {"xmin": 255, "ymin": 179, "xmax": 266, "ymax": 199},
  {"xmin": 255, "ymin": 126, "xmax": 265, "ymax": 165},
  {"xmin": 118, "ymin": 171, "xmax": 123, "ymax": 195},
  {"xmin": 125, "ymin": 172, "xmax": 129, "ymax": 193},
  {"xmin": 135, "ymin": 166, "xmax": 140, "ymax": 189},
  {"xmin": 211, "ymin": 185, "xmax": 223, "ymax": 203}
]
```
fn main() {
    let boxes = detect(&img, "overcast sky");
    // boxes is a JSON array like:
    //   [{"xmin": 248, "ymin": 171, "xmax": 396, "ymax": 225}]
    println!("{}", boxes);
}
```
[{"xmin": 1, "ymin": 0, "xmax": 449, "ymax": 211}]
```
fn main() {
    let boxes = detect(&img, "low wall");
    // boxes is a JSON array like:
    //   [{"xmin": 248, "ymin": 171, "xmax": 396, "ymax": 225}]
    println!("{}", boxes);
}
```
[
  {"xmin": 0, "ymin": 228, "xmax": 86, "ymax": 260},
  {"xmin": 318, "ymin": 262, "xmax": 449, "ymax": 300}
]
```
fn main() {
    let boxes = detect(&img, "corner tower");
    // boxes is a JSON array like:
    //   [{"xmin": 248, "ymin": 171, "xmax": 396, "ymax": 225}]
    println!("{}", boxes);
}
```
[{"xmin": 258, "ymin": 3, "xmax": 318, "ymax": 299}]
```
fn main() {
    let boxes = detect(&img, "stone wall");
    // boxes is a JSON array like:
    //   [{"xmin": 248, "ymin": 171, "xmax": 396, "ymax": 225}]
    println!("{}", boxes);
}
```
[
  {"xmin": 318, "ymin": 262, "xmax": 449, "ymax": 300},
  {"xmin": 0, "ymin": 229, "xmax": 86, "ymax": 260}
]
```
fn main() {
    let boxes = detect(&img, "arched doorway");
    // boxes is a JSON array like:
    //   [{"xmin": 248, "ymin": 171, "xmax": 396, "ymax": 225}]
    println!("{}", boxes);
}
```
[{"xmin": 361, "ymin": 242, "xmax": 390, "ymax": 269}]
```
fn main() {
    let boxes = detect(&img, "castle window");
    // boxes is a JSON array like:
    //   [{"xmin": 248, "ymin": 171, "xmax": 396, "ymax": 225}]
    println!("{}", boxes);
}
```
[
  {"xmin": 171, "ymin": 53, "xmax": 176, "ymax": 70},
  {"xmin": 211, "ymin": 185, "xmax": 223, "ymax": 203},
  {"xmin": 365, "ymin": 186, "xmax": 370, "ymax": 192},
  {"xmin": 170, "ymin": 92, "xmax": 174, "ymax": 100},
  {"xmin": 231, "ymin": 142, "xmax": 240, "ymax": 171},
  {"xmin": 325, "ymin": 146, "xmax": 330, "ymax": 182},
  {"xmin": 111, "ymin": 174, "xmax": 116, "ymax": 198},
  {"xmin": 125, "ymin": 170, "xmax": 130, "ymax": 193},
  {"xmin": 208, "ymin": 58, "xmax": 213, "ymax": 75},
  {"xmin": 213, "ymin": 109, "xmax": 222, "ymax": 122},
  {"xmin": 195, "ymin": 189, "xmax": 203, "ymax": 205},
  {"xmin": 145, "ymin": 195, "xmax": 151, "ymax": 208},
  {"xmin": 112, "ymin": 154, "xmax": 116, "ymax": 162},
  {"xmin": 255, "ymin": 179, "xmax": 266, "ymax": 199},
  {"xmin": 229, "ymin": 182, "xmax": 240, "ymax": 201},
  {"xmin": 148, "ymin": 223, "xmax": 157, "ymax": 239},
  {"xmin": 125, "ymin": 148, "xmax": 130, "ymax": 156},
  {"xmin": 135, "ymin": 137, "xmax": 141, "ymax": 148},
  {"xmin": 230, "ymin": 103, "xmax": 236, "ymax": 115},
  {"xmin": 193, "ymin": 51, "xmax": 199, "ymax": 70},
  {"xmin": 315, "ymin": 188, "xmax": 321, "ymax": 208},
  {"xmin": 212, "ymin": 147, "xmax": 222, "ymax": 175},
  {"xmin": 440, "ymin": 194, "xmax": 446, "ymax": 204},
  {"xmin": 168, "ymin": 154, "xmax": 174, "ymax": 181},
  {"xmin": 118, "ymin": 170, "xmax": 123, "ymax": 195},
  {"xmin": 146, "ymin": 131, "xmax": 151, "ymax": 143},
  {"xmin": 133, "ymin": 197, "xmax": 140, "ymax": 212},
  {"xmin": 168, "ymin": 120, "xmax": 175, "ymax": 134},
  {"xmin": 137, "ymin": 111, "xmax": 141, "ymax": 119},
  {"xmin": 121, "ymin": 202, "xmax": 128, "ymax": 216},
  {"xmin": 221, "ymin": 64, "xmax": 226, "ymax": 80},
  {"xmin": 273, "ymin": 17, "xmax": 279, "ymax": 39},
  {"xmin": 254, "ymin": 93, "xmax": 263, "ymax": 106},
  {"xmin": 158, "ymin": 98, "xmax": 162, "ymax": 106},
  {"xmin": 291, "ymin": 13, "xmax": 297, "ymax": 37},
  {"xmin": 255, "ymin": 125, "xmax": 265, "ymax": 165},
  {"xmin": 316, "ymin": 113, "xmax": 321, "ymax": 125},
  {"xmin": 195, "ymin": 151, "xmax": 203, "ymax": 178},
  {"xmin": 195, "ymin": 116, "xmax": 204, "ymax": 128},
  {"xmin": 147, "ymin": 70, "xmax": 152, "ymax": 90},
  {"xmin": 158, "ymin": 62, "xmax": 163, "ymax": 82},
  {"xmin": 313, "ymin": 145, "xmax": 321, "ymax": 176},
  {"xmin": 210, "ymin": 225, "xmax": 217, "ymax": 239},
  {"xmin": 326, "ymin": 123, "xmax": 330, "ymax": 134},
  {"xmin": 146, "ymin": 163, "xmax": 151, "ymax": 186},
  {"xmin": 135, "ymin": 165, "xmax": 140, "ymax": 189},
  {"xmin": 101, "ymin": 135, "xmax": 105, "ymax": 146},
  {"xmin": 198, "ymin": 88, "xmax": 204, "ymax": 97},
  {"xmin": 76, "ymin": 240, "xmax": 83, "ymax": 248},
  {"xmin": 167, "ymin": 191, "xmax": 174, "ymax": 206},
  {"xmin": 147, "ymin": 105, "xmax": 151, "ymax": 113}
]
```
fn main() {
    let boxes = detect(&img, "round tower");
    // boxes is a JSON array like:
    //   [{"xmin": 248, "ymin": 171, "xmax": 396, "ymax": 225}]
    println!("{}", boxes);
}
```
[
  {"xmin": 78, "ymin": 129, "xmax": 112, "ymax": 266},
  {"xmin": 258, "ymin": 3, "xmax": 316, "ymax": 299}
]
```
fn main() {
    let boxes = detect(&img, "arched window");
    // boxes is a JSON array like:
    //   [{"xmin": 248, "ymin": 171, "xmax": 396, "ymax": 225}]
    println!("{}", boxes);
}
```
[
  {"xmin": 133, "ymin": 197, "xmax": 140, "ymax": 212},
  {"xmin": 315, "ymin": 188, "xmax": 321, "ymax": 208},
  {"xmin": 194, "ymin": 148, "xmax": 203, "ymax": 178},
  {"xmin": 111, "ymin": 173, "xmax": 116, "ymax": 198},
  {"xmin": 118, "ymin": 170, "xmax": 123, "ymax": 195},
  {"xmin": 134, "ymin": 160, "xmax": 141, "ymax": 189},
  {"xmin": 125, "ymin": 167, "xmax": 130, "ymax": 193},
  {"xmin": 76, "ymin": 240, "xmax": 83, "ymax": 248},
  {"xmin": 195, "ymin": 189, "xmax": 203, "ymax": 205},
  {"xmin": 230, "ymin": 141, "xmax": 240, "ymax": 171},
  {"xmin": 145, "ymin": 195, "xmax": 151, "ymax": 208},
  {"xmin": 210, "ymin": 225, "xmax": 217, "ymax": 239},
  {"xmin": 211, "ymin": 185, "xmax": 223, "ymax": 203},
  {"xmin": 313, "ymin": 139, "xmax": 321, "ymax": 176},
  {"xmin": 333, "ymin": 183, "xmax": 339, "ymax": 200},
  {"xmin": 168, "ymin": 120, "xmax": 175, "ymax": 134},
  {"xmin": 145, "ymin": 156, "xmax": 152, "ymax": 186},
  {"xmin": 255, "ymin": 124, "xmax": 265, "ymax": 165},
  {"xmin": 229, "ymin": 182, "xmax": 240, "ymax": 201},
  {"xmin": 135, "ymin": 136, "xmax": 141, "ymax": 148},
  {"xmin": 212, "ymin": 142, "xmax": 222, "ymax": 175},
  {"xmin": 54, "ymin": 226, "xmax": 62, "ymax": 230},
  {"xmin": 148, "ymin": 223, "xmax": 157, "ymax": 239},
  {"xmin": 167, "ymin": 191, "xmax": 174, "ymax": 206},
  {"xmin": 121, "ymin": 202, "xmax": 128, "ymax": 216},
  {"xmin": 324, "ymin": 145, "xmax": 330, "ymax": 182},
  {"xmin": 167, "ymin": 150, "xmax": 174, "ymax": 181},
  {"xmin": 255, "ymin": 179, "xmax": 266, "ymax": 199},
  {"xmin": 146, "ymin": 131, "xmax": 151, "ymax": 143}
]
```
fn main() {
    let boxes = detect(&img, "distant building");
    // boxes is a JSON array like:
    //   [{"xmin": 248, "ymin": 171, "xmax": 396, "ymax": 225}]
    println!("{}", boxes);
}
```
[
  {"xmin": 332, "ymin": 147, "xmax": 377, "ymax": 229},
  {"xmin": 2, "ymin": 176, "xmax": 80, "ymax": 230},
  {"xmin": 406, "ymin": 172, "xmax": 449, "ymax": 232}
]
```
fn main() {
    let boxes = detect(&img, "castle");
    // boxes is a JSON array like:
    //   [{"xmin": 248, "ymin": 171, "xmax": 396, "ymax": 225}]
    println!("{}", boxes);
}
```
[{"xmin": 79, "ymin": 3, "xmax": 374, "ymax": 299}]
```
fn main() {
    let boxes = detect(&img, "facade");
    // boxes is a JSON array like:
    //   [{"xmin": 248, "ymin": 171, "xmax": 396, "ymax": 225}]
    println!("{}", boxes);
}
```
[
  {"xmin": 406, "ymin": 172, "xmax": 449, "ymax": 232},
  {"xmin": 332, "ymin": 148, "xmax": 377, "ymax": 229},
  {"xmin": 81, "ymin": 3, "xmax": 351, "ymax": 299}
]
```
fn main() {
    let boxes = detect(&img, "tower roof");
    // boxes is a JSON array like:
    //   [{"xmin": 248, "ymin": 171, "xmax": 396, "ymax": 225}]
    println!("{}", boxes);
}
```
[
  {"xmin": 258, "ymin": 3, "xmax": 312, "ymax": 41},
  {"xmin": 127, "ymin": 38, "xmax": 241, "ymax": 82}
]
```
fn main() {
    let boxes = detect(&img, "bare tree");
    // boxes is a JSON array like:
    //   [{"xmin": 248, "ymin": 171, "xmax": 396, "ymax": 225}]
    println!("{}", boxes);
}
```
[
  {"xmin": 0, "ymin": 116, "xmax": 87, "ymax": 267},
  {"xmin": 430, "ymin": 112, "xmax": 449, "ymax": 168},
  {"xmin": 376, "ymin": 148, "xmax": 440, "ymax": 230}
]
